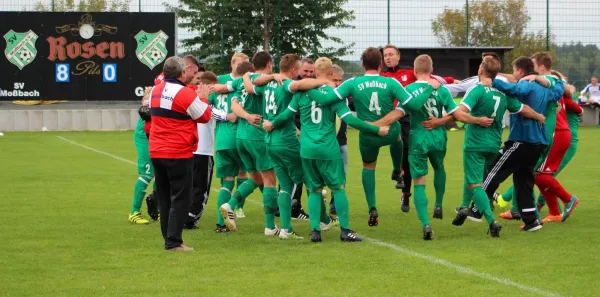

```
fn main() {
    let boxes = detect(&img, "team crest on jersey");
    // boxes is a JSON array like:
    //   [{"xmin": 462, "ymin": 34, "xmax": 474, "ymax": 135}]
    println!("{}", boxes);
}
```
[
  {"xmin": 401, "ymin": 75, "xmax": 407, "ymax": 81},
  {"xmin": 135, "ymin": 30, "xmax": 169, "ymax": 70},
  {"xmin": 4, "ymin": 30, "xmax": 38, "ymax": 70}
]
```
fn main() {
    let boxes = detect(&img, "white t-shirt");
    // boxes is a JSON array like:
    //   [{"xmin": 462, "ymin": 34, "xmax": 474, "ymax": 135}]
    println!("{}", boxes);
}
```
[
  {"xmin": 445, "ymin": 75, "xmax": 508, "ymax": 98},
  {"xmin": 194, "ymin": 119, "xmax": 215, "ymax": 156},
  {"xmin": 581, "ymin": 83, "xmax": 600, "ymax": 102}
]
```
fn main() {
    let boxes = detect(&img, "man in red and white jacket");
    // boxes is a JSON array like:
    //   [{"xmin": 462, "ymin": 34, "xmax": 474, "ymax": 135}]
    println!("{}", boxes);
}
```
[{"xmin": 149, "ymin": 56, "xmax": 212, "ymax": 252}]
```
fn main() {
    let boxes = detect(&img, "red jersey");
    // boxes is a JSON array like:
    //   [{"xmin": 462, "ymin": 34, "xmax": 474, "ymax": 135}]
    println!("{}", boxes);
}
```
[
  {"xmin": 556, "ymin": 96, "xmax": 583, "ymax": 131},
  {"xmin": 381, "ymin": 67, "xmax": 454, "ymax": 108},
  {"xmin": 149, "ymin": 78, "xmax": 211, "ymax": 159}
]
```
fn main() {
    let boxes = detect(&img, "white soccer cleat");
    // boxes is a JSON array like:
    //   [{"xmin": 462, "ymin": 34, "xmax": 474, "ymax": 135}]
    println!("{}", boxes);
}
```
[
  {"xmin": 219, "ymin": 203, "xmax": 236, "ymax": 232},
  {"xmin": 320, "ymin": 216, "xmax": 339, "ymax": 232},
  {"xmin": 279, "ymin": 229, "xmax": 304, "ymax": 240},
  {"xmin": 264, "ymin": 226, "xmax": 281, "ymax": 236},
  {"xmin": 235, "ymin": 208, "xmax": 246, "ymax": 219}
]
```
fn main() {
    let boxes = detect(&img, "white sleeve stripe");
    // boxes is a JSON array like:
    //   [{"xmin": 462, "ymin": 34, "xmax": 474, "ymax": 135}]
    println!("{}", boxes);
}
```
[
  {"xmin": 395, "ymin": 107, "xmax": 405, "ymax": 114},
  {"xmin": 339, "ymin": 111, "xmax": 352, "ymax": 119},
  {"xmin": 253, "ymin": 86, "xmax": 257, "ymax": 94},
  {"xmin": 333, "ymin": 89, "xmax": 343, "ymax": 100},
  {"xmin": 402, "ymin": 94, "xmax": 413, "ymax": 106},
  {"xmin": 510, "ymin": 104, "xmax": 524, "ymax": 114},
  {"xmin": 226, "ymin": 81, "xmax": 234, "ymax": 92},
  {"xmin": 447, "ymin": 106, "xmax": 459, "ymax": 114},
  {"xmin": 187, "ymin": 97, "xmax": 209, "ymax": 120},
  {"xmin": 288, "ymin": 106, "xmax": 297, "ymax": 112},
  {"xmin": 287, "ymin": 83, "xmax": 296, "ymax": 94},
  {"xmin": 460, "ymin": 101, "xmax": 472, "ymax": 111},
  {"xmin": 210, "ymin": 104, "xmax": 227, "ymax": 121}
]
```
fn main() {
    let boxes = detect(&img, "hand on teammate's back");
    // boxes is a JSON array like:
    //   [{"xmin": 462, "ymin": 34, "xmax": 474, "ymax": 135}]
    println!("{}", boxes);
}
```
[
  {"xmin": 477, "ymin": 116, "xmax": 494, "ymax": 127},
  {"xmin": 427, "ymin": 78, "xmax": 441, "ymax": 89},
  {"xmin": 520, "ymin": 74, "xmax": 537, "ymax": 83},
  {"xmin": 421, "ymin": 116, "xmax": 442, "ymax": 130},
  {"xmin": 262, "ymin": 120, "xmax": 273, "ymax": 132},
  {"xmin": 273, "ymin": 74, "xmax": 286, "ymax": 85},
  {"xmin": 377, "ymin": 126, "xmax": 390, "ymax": 136},
  {"xmin": 246, "ymin": 114, "xmax": 262, "ymax": 127},
  {"xmin": 196, "ymin": 83, "xmax": 211, "ymax": 98},
  {"xmin": 226, "ymin": 113, "xmax": 238, "ymax": 123}
]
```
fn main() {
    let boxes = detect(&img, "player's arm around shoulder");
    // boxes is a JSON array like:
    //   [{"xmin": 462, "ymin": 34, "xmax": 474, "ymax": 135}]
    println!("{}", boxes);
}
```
[
  {"xmin": 334, "ymin": 101, "xmax": 384, "ymax": 135},
  {"xmin": 306, "ymin": 84, "xmax": 343, "ymax": 107}
]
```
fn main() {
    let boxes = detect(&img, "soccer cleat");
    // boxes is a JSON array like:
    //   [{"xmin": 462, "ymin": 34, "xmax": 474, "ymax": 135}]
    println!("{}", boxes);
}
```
[
  {"xmin": 433, "ymin": 206, "xmax": 443, "ymax": 219},
  {"xmin": 128, "ymin": 212, "xmax": 150, "ymax": 225},
  {"xmin": 291, "ymin": 209, "xmax": 310, "ymax": 220},
  {"xmin": 495, "ymin": 192, "xmax": 509, "ymax": 208},
  {"xmin": 235, "ymin": 208, "xmax": 246, "ymax": 219},
  {"xmin": 183, "ymin": 214, "xmax": 198, "ymax": 229},
  {"xmin": 311, "ymin": 229, "xmax": 322, "ymax": 243},
  {"xmin": 488, "ymin": 221, "xmax": 502, "ymax": 238},
  {"xmin": 392, "ymin": 170, "xmax": 405, "ymax": 189},
  {"xmin": 214, "ymin": 224, "xmax": 229, "ymax": 233},
  {"xmin": 499, "ymin": 210, "xmax": 522, "ymax": 220},
  {"xmin": 167, "ymin": 244, "xmax": 194, "ymax": 252},
  {"xmin": 400, "ymin": 192, "xmax": 411, "ymax": 213},
  {"xmin": 320, "ymin": 216, "xmax": 339, "ymax": 232},
  {"xmin": 542, "ymin": 215, "xmax": 563, "ymax": 224},
  {"xmin": 219, "ymin": 203, "xmax": 237, "ymax": 232},
  {"xmin": 561, "ymin": 196, "xmax": 579, "ymax": 222},
  {"xmin": 452, "ymin": 207, "xmax": 469, "ymax": 226},
  {"xmin": 145, "ymin": 193, "xmax": 159, "ymax": 221},
  {"xmin": 341, "ymin": 229, "xmax": 363, "ymax": 242},
  {"xmin": 521, "ymin": 220, "xmax": 543, "ymax": 232},
  {"xmin": 279, "ymin": 229, "xmax": 304, "ymax": 240},
  {"xmin": 467, "ymin": 206, "xmax": 483, "ymax": 222},
  {"xmin": 368, "ymin": 207, "xmax": 379, "ymax": 227},
  {"xmin": 423, "ymin": 225, "xmax": 433, "ymax": 240},
  {"xmin": 183, "ymin": 222, "xmax": 198, "ymax": 230},
  {"xmin": 264, "ymin": 226, "xmax": 281, "ymax": 236}
]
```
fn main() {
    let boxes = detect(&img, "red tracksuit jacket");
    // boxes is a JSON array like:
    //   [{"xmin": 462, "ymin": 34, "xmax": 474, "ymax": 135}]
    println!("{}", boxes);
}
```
[{"xmin": 381, "ymin": 66, "xmax": 454, "ymax": 108}]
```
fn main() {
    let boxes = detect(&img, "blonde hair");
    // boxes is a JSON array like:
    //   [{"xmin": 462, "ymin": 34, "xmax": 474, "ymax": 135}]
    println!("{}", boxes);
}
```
[
  {"xmin": 413, "ymin": 54, "xmax": 433, "ymax": 75},
  {"xmin": 314, "ymin": 57, "xmax": 333, "ymax": 76},
  {"xmin": 231, "ymin": 53, "xmax": 249, "ymax": 63}
]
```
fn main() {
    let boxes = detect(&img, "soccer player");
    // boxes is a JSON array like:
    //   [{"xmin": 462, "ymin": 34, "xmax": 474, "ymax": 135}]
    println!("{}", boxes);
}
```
[
  {"xmin": 294, "ymin": 47, "xmax": 441, "ymax": 226},
  {"xmin": 211, "ymin": 61, "xmax": 255, "ymax": 232},
  {"xmin": 264, "ymin": 57, "xmax": 389, "ymax": 242}
]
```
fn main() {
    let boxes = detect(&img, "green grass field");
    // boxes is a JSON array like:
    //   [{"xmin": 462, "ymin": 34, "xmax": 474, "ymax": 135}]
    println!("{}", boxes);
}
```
[{"xmin": 1, "ymin": 128, "xmax": 599, "ymax": 297}]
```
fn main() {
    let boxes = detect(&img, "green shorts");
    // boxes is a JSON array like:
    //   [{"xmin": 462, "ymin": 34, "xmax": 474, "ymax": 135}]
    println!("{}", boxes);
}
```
[
  {"xmin": 359, "ymin": 123, "xmax": 402, "ymax": 163},
  {"xmin": 134, "ymin": 134, "xmax": 153, "ymax": 176},
  {"xmin": 463, "ymin": 151, "xmax": 497, "ymax": 184},
  {"xmin": 301, "ymin": 158, "xmax": 345, "ymax": 192},
  {"xmin": 237, "ymin": 138, "xmax": 273, "ymax": 172},
  {"xmin": 408, "ymin": 150, "xmax": 446, "ymax": 178},
  {"xmin": 215, "ymin": 149, "xmax": 246, "ymax": 178},
  {"xmin": 267, "ymin": 144, "xmax": 303, "ymax": 185}
]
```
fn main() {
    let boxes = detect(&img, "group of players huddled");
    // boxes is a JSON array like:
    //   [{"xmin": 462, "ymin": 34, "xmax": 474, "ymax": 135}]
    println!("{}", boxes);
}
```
[{"xmin": 129, "ymin": 45, "xmax": 582, "ymax": 244}]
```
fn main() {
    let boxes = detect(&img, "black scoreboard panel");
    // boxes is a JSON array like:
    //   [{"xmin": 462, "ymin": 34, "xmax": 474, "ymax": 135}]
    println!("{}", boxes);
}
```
[{"xmin": 0, "ymin": 12, "xmax": 175, "ymax": 101}]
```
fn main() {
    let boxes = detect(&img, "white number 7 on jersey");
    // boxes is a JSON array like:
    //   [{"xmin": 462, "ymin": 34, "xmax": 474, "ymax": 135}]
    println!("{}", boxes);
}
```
[{"xmin": 491, "ymin": 95, "xmax": 501, "ymax": 117}]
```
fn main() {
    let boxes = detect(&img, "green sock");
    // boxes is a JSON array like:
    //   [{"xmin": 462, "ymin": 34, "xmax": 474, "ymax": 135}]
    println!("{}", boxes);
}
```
[
  {"xmin": 362, "ymin": 168, "xmax": 376, "ymax": 210},
  {"xmin": 502, "ymin": 186, "xmax": 514, "ymax": 202},
  {"xmin": 461, "ymin": 181, "xmax": 471, "ymax": 208},
  {"xmin": 277, "ymin": 188, "xmax": 293, "ymax": 232},
  {"xmin": 227, "ymin": 179, "xmax": 257, "ymax": 208},
  {"xmin": 131, "ymin": 175, "xmax": 152, "ymax": 214},
  {"xmin": 263, "ymin": 187, "xmax": 277, "ymax": 229},
  {"xmin": 308, "ymin": 191, "xmax": 322, "ymax": 231},
  {"xmin": 390, "ymin": 141, "xmax": 403, "ymax": 172},
  {"xmin": 471, "ymin": 186, "xmax": 494, "ymax": 223},
  {"xmin": 236, "ymin": 177, "xmax": 248, "ymax": 208},
  {"xmin": 510, "ymin": 188, "xmax": 519, "ymax": 212},
  {"xmin": 332, "ymin": 189, "xmax": 350, "ymax": 229},
  {"xmin": 536, "ymin": 193, "xmax": 546, "ymax": 207},
  {"xmin": 320, "ymin": 198, "xmax": 330, "ymax": 224},
  {"xmin": 216, "ymin": 180, "xmax": 235, "ymax": 226},
  {"xmin": 433, "ymin": 167, "xmax": 446, "ymax": 207},
  {"xmin": 414, "ymin": 184, "xmax": 430, "ymax": 227}
]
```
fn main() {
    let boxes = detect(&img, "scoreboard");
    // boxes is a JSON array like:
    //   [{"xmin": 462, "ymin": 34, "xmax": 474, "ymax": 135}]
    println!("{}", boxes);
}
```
[{"xmin": 0, "ymin": 12, "xmax": 175, "ymax": 101}]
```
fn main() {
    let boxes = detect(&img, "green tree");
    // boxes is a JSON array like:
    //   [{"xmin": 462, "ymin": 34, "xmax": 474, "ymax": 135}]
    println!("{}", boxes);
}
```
[
  {"xmin": 557, "ymin": 42, "xmax": 600, "ymax": 90},
  {"xmin": 34, "ymin": 0, "xmax": 130, "ymax": 12},
  {"xmin": 167, "ymin": 0, "xmax": 355, "ymax": 73},
  {"xmin": 432, "ymin": 0, "xmax": 554, "ymax": 71}
]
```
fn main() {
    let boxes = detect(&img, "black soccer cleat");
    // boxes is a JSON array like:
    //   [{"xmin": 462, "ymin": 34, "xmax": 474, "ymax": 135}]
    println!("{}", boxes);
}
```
[
  {"xmin": 423, "ymin": 225, "xmax": 433, "ymax": 240},
  {"xmin": 145, "ymin": 192, "xmax": 159, "ymax": 221},
  {"xmin": 433, "ymin": 206, "xmax": 443, "ymax": 219},
  {"xmin": 489, "ymin": 221, "xmax": 502, "ymax": 238},
  {"xmin": 400, "ymin": 192, "xmax": 411, "ymax": 213},
  {"xmin": 368, "ymin": 207, "xmax": 379, "ymax": 227},
  {"xmin": 291, "ymin": 209, "xmax": 309, "ymax": 220},
  {"xmin": 452, "ymin": 207, "xmax": 469, "ymax": 226},
  {"xmin": 521, "ymin": 220, "xmax": 543, "ymax": 232},
  {"xmin": 311, "ymin": 229, "xmax": 322, "ymax": 243},
  {"xmin": 467, "ymin": 205, "xmax": 483, "ymax": 222},
  {"xmin": 392, "ymin": 170, "xmax": 405, "ymax": 189},
  {"xmin": 214, "ymin": 224, "xmax": 229, "ymax": 233},
  {"xmin": 341, "ymin": 229, "xmax": 363, "ymax": 242}
]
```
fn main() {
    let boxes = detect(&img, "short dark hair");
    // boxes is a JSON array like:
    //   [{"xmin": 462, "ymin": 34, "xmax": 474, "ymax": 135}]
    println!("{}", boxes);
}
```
[
  {"xmin": 531, "ymin": 52, "xmax": 552, "ymax": 70},
  {"xmin": 482, "ymin": 52, "xmax": 500, "ymax": 63},
  {"xmin": 361, "ymin": 47, "xmax": 382, "ymax": 71},
  {"xmin": 198, "ymin": 65, "xmax": 206, "ymax": 72},
  {"xmin": 183, "ymin": 55, "xmax": 200, "ymax": 68},
  {"xmin": 235, "ymin": 61, "xmax": 255, "ymax": 76},
  {"xmin": 300, "ymin": 57, "xmax": 314, "ymax": 65},
  {"xmin": 480, "ymin": 56, "xmax": 500, "ymax": 79},
  {"xmin": 512, "ymin": 56, "xmax": 535, "ymax": 74},
  {"xmin": 253, "ymin": 51, "xmax": 272, "ymax": 70},
  {"xmin": 199, "ymin": 71, "xmax": 218, "ymax": 84},
  {"xmin": 280, "ymin": 54, "xmax": 301, "ymax": 72}
]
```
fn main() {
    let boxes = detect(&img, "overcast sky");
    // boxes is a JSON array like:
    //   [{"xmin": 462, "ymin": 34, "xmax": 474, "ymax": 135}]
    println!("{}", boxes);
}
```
[{"xmin": 5, "ymin": 0, "xmax": 599, "ymax": 60}]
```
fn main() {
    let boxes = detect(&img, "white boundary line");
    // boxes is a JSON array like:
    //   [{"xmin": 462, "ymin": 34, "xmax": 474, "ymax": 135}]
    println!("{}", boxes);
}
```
[{"xmin": 58, "ymin": 136, "xmax": 566, "ymax": 297}]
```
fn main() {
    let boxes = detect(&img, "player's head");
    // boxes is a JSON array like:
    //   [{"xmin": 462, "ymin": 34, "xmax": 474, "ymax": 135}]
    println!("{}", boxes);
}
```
[
  {"xmin": 550, "ymin": 70, "xmax": 566, "ymax": 82},
  {"xmin": 479, "ymin": 56, "xmax": 501, "ymax": 79},
  {"xmin": 413, "ymin": 54, "xmax": 433, "ymax": 76},
  {"xmin": 331, "ymin": 64, "xmax": 344, "ymax": 87},
  {"xmin": 190, "ymin": 72, "xmax": 203, "ymax": 85},
  {"xmin": 253, "ymin": 51, "xmax": 273, "ymax": 73},
  {"xmin": 314, "ymin": 57, "xmax": 333, "ymax": 79},
  {"xmin": 183, "ymin": 55, "xmax": 200, "ymax": 84},
  {"xmin": 299, "ymin": 58, "xmax": 315, "ymax": 78},
  {"xmin": 279, "ymin": 54, "xmax": 301, "ymax": 77},
  {"xmin": 231, "ymin": 53, "xmax": 250, "ymax": 73},
  {"xmin": 531, "ymin": 52, "xmax": 552, "ymax": 73},
  {"xmin": 482, "ymin": 52, "xmax": 500, "ymax": 63},
  {"xmin": 198, "ymin": 71, "xmax": 218, "ymax": 85},
  {"xmin": 511, "ymin": 56, "xmax": 535, "ymax": 81},
  {"xmin": 163, "ymin": 56, "xmax": 187, "ymax": 82},
  {"xmin": 234, "ymin": 61, "xmax": 255, "ymax": 77},
  {"xmin": 361, "ymin": 47, "xmax": 383, "ymax": 72},
  {"xmin": 383, "ymin": 45, "xmax": 400, "ymax": 68},
  {"xmin": 591, "ymin": 76, "xmax": 598, "ymax": 85}
]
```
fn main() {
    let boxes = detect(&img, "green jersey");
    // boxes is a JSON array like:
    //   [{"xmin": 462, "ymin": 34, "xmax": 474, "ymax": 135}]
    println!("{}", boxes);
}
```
[
  {"xmin": 461, "ymin": 84, "xmax": 523, "ymax": 152},
  {"xmin": 229, "ymin": 75, "xmax": 265, "ymax": 141},
  {"xmin": 134, "ymin": 118, "xmax": 145, "ymax": 138},
  {"xmin": 209, "ymin": 92, "xmax": 238, "ymax": 151},
  {"xmin": 218, "ymin": 73, "xmax": 235, "ymax": 85},
  {"xmin": 254, "ymin": 79, "xmax": 297, "ymax": 145},
  {"xmin": 566, "ymin": 95, "xmax": 580, "ymax": 141},
  {"xmin": 405, "ymin": 82, "xmax": 458, "ymax": 153}
]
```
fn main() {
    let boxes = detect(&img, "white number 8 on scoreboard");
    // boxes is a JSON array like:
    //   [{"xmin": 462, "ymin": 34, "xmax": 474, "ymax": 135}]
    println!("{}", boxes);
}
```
[{"xmin": 55, "ymin": 63, "xmax": 70, "ymax": 83}]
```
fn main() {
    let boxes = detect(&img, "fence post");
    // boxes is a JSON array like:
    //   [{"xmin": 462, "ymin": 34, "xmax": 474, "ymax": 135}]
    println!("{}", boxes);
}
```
[
  {"xmin": 138, "ymin": 0, "xmax": 141, "ymax": 12},
  {"xmin": 465, "ymin": 0, "xmax": 469, "ymax": 47},
  {"xmin": 220, "ymin": 0, "xmax": 225, "ymax": 74},
  {"xmin": 546, "ymin": 0, "xmax": 550, "ymax": 51},
  {"xmin": 51, "ymin": 0, "xmax": 54, "ymax": 11},
  {"xmin": 387, "ymin": 0, "xmax": 390, "ymax": 45},
  {"xmin": 313, "ymin": 0, "xmax": 318, "ymax": 57}
]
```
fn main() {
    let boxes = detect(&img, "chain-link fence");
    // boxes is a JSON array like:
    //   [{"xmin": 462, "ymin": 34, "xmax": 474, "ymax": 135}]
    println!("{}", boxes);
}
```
[{"xmin": 2, "ymin": 0, "xmax": 599, "ymax": 89}]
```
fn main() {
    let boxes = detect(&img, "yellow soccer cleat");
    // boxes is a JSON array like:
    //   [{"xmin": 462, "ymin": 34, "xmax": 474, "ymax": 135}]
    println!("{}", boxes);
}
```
[
  {"xmin": 128, "ymin": 212, "xmax": 150, "ymax": 225},
  {"xmin": 495, "ymin": 193, "xmax": 509, "ymax": 208}
]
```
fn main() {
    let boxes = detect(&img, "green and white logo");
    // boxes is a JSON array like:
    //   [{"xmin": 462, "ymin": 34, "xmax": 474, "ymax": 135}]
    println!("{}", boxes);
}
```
[
  {"xmin": 4, "ymin": 30, "xmax": 38, "ymax": 70},
  {"xmin": 135, "ymin": 30, "xmax": 169, "ymax": 70}
]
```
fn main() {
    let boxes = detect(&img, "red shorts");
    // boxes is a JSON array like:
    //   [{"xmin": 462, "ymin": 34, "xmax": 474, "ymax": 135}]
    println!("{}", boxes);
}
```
[{"xmin": 537, "ymin": 130, "xmax": 571, "ymax": 174}]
